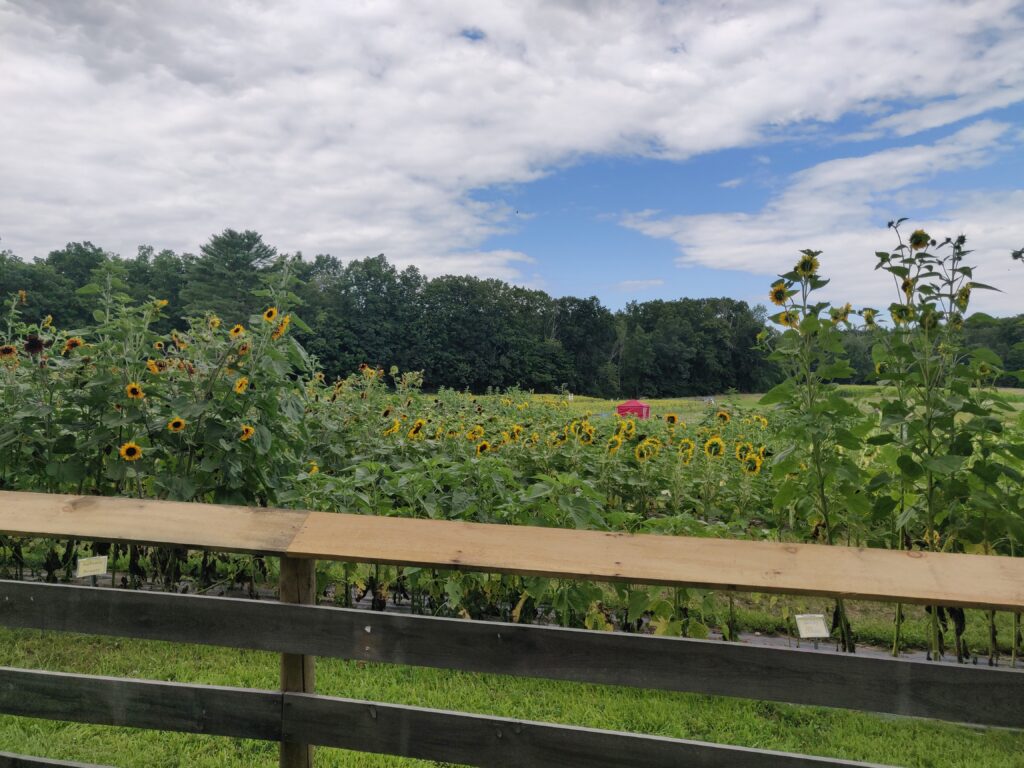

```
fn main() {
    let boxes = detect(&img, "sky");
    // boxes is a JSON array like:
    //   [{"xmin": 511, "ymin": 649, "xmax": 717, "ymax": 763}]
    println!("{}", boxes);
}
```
[{"xmin": 1, "ymin": 0, "xmax": 1023, "ymax": 314}]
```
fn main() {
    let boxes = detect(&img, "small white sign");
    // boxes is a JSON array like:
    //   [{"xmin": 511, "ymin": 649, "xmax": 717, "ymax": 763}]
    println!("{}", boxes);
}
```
[
  {"xmin": 76, "ymin": 555, "xmax": 108, "ymax": 579},
  {"xmin": 794, "ymin": 613, "xmax": 830, "ymax": 639}
]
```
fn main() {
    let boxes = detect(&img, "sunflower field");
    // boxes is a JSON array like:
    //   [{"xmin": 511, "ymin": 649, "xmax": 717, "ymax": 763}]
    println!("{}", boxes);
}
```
[{"xmin": 1, "ymin": 230, "xmax": 1022, "ymax": 659}]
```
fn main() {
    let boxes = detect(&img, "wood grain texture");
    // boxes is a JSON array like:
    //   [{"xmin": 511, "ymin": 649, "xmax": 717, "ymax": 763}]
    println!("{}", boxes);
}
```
[
  {"xmin": 282, "ymin": 693, "xmax": 889, "ymax": 767},
  {"xmin": 0, "ymin": 667, "xmax": 281, "ymax": 741},
  {"xmin": 278, "ymin": 557, "xmax": 316, "ymax": 768},
  {"xmin": 0, "ymin": 491, "xmax": 306, "ymax": 555},
  {"xmin": 3, "ymin": 581, "xmax": 1021, "ymax": 728},
  {"xmin": 0, "ymin": 753, "xmax": 110, "ymax": 768},
  {"xmin": 289, "ymin": 511, "xmax": 1024, "ymax": 610},
  {"xmin": 1, "ymin": 490, "xmax": 1022, "ymax": 609}
]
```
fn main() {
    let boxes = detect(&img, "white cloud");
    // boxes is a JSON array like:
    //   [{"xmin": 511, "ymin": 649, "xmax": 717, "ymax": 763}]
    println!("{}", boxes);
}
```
[
  {"xmin": 719, "ymin": 178, "xmax": 744, "ymax": 189},
  {"xmin": 0, "ymin": 1, "xmax": 1022, "ymax": 283},
  {"xmin": 622, "ymin": 122, "xmax": 1024, "ymax": 313}
]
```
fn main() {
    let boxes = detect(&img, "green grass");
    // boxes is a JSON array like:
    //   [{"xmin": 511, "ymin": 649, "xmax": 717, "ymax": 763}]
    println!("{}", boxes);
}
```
[{"xmin": 1, "ymin": 627, "xmax": 1023, "ymax": 767}]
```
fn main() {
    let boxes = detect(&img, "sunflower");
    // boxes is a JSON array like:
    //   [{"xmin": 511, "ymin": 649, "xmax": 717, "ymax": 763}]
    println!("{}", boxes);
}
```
[
  {"xmin": 607, "ymin": 434, "xmax": 623, "ymax": 455},
  {"xmin": 948, "ymin": 312, "xmax": 964, "ymax": 332},
  {"xmin": 408, "ymin": 418, "xmax": 427, "ymax": 439},
  {"xmin": 308, "ymin": 461, "xmax": 319, "ymax": 475},
  {"xmin": 154, "ymin": 299, "xmax": 169, "ymax": 309},
  {"xmin": 118, "ymin": 441, "xmax": 143, "ymax": 461},
  {"xmin": 735, "ymin": 441, "xmax": 754, "ymax": 461},
  {"xmin": 715, "ymin": 409, "xmax": 731, "ymax": 425},
  {"xmin": 794, "ymin": 250, "xmax": 820, "ymax": 279},
  {"xmin": 383, "ymin": 418, "xmax": 401, "ymax": 436},
  {"xmin": 778, "ymin": 310, "xmax": 800, "ymax": 329},
  {"xmin": 125, "ymin": 382, "xmax": 145, "ymax": 400},
  {"xmin": 167, "ymin": 417, "xmax": 186, "ymax": 433},
  {"xmin": 0, "ymin": 344, "xmax": 16, "ymax": 360},
  {"xmin": 230, "ymin": 324, "xmax": 245, "ymax": 339},
  {"xmin": 153, "ymin": 340, "xmax": 165, "ymax": 351},
  {"xmin": 23, "ymin": 334, "xmax": 47, "ymax": 356},
  {"xmin": 954, "ymin": 286, "xmax": 971, "ymax": 311},
  {"xmin": 146, "ymin": 358, "xmax": 162, "ymax": 375},
  {"xmin": 665, "ymin": 413, "xmax": 680, "ymax": 426},
  {"xmin": 171, "ymin": 332, "xmax": 188, "ymax": 350},
  {"xmin": 908, "ymin": 229, "xmax": 930, "ymax": 251},
  {"xmin": 617, "ymin": 419, "xmax": 636, "ymax": 439},
  {"xmin": 890, "ymin": 304, "xmax": 914, "ymax": 325},
  {"xmin": 579, "ymin": 428, "xmax": 595, "ymax": 446},
  {"xmin": 239, "ymin": 424, "xmax": 256, "ymax": 442},
  {"xmin": 634, "ymin": 439, "xmax": 658, "ymax": 463},
  {"xmin": 237, "ymin": 342, "xmax": 251, "ymax": 356},
  {"xmin": 17, "ymin": 289, "xmax": 27, "ymax": 304},
  {"xmin": 755, "ymin": 415, "xmax": 768, "ymax": 429},
  {"xmin": 678, "ymin": 438, "xmax": 696, "ymax": 465},
  {"xmin": 510, "ymin": 425, "xmax": 523, "ymax": 441},
  {"xmin": 901, "ymin": 277, "xmax": 915, "ymax": 300},
  {"xmin": 233, "ymin": 376, "xmax": 249, "ymax": 394},
  {"xmin": 476, "ymin": 440, "xmax": 491, "ymax": 456},
  {"xmin": 769, "ymin": 280, "xmax": 788, "ymax": 306},
  {"xmin": 271, "ymin": 314, "xmax": 291, "ymax": 341},
  {"xmin": 704, "ymin": 436, "xmax": 726, "ymax": 458},
  {"xmin": 382, "ymin": 406, "xmax": 392, "ymax": 418},
  {"xmin": 466, "ymin": 425, "xmax": 485, "ymax": 440},
  {"xmin": 874, "ymin": 361, "xmax": 888, "ymax": 377},
  {"xmin": 263, "ymin": 306, "xmax": 279, "ymax": 323},
  {"xmin": 62, "ymin": 337, "xmax": 85, "ymax": 354},
  {"xmin": 830, "ymin": 303, "xmax": 852, "ymax": 324},
  {"xmin": 862, "ymin": 308, "xmax": 877, "ymax": 328},
  {"xmin": 742, "ymin": 454, "xmax": 763, "ymax": 475},
  {"xmin": 209, "ymin": 316, "xmax": 221, "ymax": 330}
]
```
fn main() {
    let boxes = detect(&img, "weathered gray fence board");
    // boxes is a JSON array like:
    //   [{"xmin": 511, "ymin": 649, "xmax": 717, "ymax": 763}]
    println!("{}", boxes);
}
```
[
  {"xmin": 0, "ymin": 754, "xmax": 110, "ymax": 768},
  {"xmin": 2, "ymin": 580, "xmax": 1021, "ymax": 728},
  {"xmin": 282, "ymin": 693, "xmax": 890, "ymax": 768},
  {"xmin": 0, "ymin": 667, "xmax": 280, "ymax": 741}
]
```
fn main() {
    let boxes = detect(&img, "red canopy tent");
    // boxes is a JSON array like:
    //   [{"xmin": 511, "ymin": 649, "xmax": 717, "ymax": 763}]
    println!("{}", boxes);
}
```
[{"xmin": 616, "ymin": 399, "xmax": 650, "ymax": 419}]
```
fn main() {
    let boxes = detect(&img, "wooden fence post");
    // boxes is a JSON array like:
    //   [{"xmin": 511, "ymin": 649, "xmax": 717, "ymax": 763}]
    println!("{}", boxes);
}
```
[{"xmin": 279, "ymin": 555, "xmax": 316, "ymax": 768}]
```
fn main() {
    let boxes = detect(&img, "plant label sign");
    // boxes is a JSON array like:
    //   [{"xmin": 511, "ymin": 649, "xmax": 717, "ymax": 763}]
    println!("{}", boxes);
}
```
[
  {"xmin": 794, "ymin": 614, "xmax": 830, "ymax": 639},
  {"xmin": 76, "ymin": 555, "xmax": 108, "ymax": 579}
]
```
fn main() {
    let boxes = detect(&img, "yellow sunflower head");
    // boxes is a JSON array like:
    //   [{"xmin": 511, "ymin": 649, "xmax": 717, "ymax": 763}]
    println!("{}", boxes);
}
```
[
  {"xmin": 208, "ymin": 316, "xmax": 221, "ymax": 330},
  {"xmin": 742, "ymin": 454, "xmax": 763, "ymax": 475},
  {"xmin": 230, "ymin": 324, "xmax": 245, "ymax": 338},
  {"xmin": 908, "ymin": 229, "xmax": 930, "ymax": 251},
  {"xmin": 715, "ymin": 409, "xmax": 731, "ymax": 425},
  {"xmin": 607, "ymin": 435, "xmax": 623, "ymax": 455},
  {"xmin": 239, "ymin": 424, "xmax": 256, "ymax": 442},
  {"xmin": 125, "ymin": 382, "xmax": 145, "ymax": 400},
  {"xmin": 794, "ymin": 250, "xmax": 821, "ymax": 279},
  {"xmin": 118, "ymin": 441, "xmax": 143, "ymax": 461},
  {"xmin": 735, "ymin": 441, "xmax": 754, "ymax": 461},
  {"xmin": 665, "ymin": 413, "xmax": 679, "ymax": 426},
  {"xmin": 263, "ymin": 306, "xmax": 279, "ymax": 323},
  {"xmin": 769, "ymin": 280, "xmax": 788, "ymax": 307},
  {"xmin": 704, "ymin": 436, "xmax": 726, "ymax": 458},
  {"xmin": 476, "ymin": 440, "xmax": 491, "ymax": 456},
  {"xmin": 233, "ymin": 376, "xmax": 249, "ymax": 394},
  {"xmin": 779, "ymin": 310, "xmax": 800, "ymax": 329},
  {"xmin": 408, "ymin": 418, "xmax": 427, "ymax": 439},
  {"xmin": 0, "ymin": 344, "xmax": 17, "ymax": 360},
  {"xmin": 153, "ymin": 340, "xmax": 165, "ymax": 351},
  {"xmin": 167, "ymin": 417, "xmax": 186, "ymax": 433}
]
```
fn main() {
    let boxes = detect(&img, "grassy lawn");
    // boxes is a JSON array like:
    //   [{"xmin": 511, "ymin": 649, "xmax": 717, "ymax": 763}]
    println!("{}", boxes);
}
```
[{"xmin": 2, "ymin": 626, "xmax": 1023, "ymax": 767}]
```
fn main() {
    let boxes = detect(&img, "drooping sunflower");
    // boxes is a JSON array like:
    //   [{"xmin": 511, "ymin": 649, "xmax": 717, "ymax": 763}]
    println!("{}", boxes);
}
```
[
  {"xmin": 383, "ymin": 418, "xmax": 401, "ymax": 436},
  {"xmin": 874, "ymin": 361, "xmax": 888, "ymax": 377},
  {"xmin": 239, "ymin": 424, "xmax": 256, "ymax": 442},
  {"xmin": 890, "ymin": 303, "xmax": 914, "ymax": 325},
  {"xmin": 678, "ymin": 438, "xmax": 696, "ymax": 465},
  {"xmin": 118, "ymin": 441, "xmax": 143, "ymax": 461},
  {"xmin": 704, "ymin": 436, "xmax": 726, "ymax": 458},
  {"xmin": 476, "ymin": 440, "xmax": 491, "ymax": 456},
  {"xmin": 607, "ymin": 434, "xmax": 623, "ymax": 455},
  {"xmin": 230, "ymin": 324, "xmax": 245, "ymax": 339},
  {"xmin": 510, "ymin": 425, "xmax": 523, "ymax": 441},
  {"xmin": 17, "ymin": 289, "xmax": 27, "ymax": 304},
  {"xmin": 125, "ymin": 382, "xmax": 145, "ymax": 400},
  {"xmin": 794, "ymin": 251, "xmax": 820, "ymax": 279},
  {"xmin": 233, "ymin": 376, "xmax": 249, "ymax": 394},
  {"xmin": 0, "ymin": 344, "xmax": 16, "ymax": 360},
  {"xmin": 954, "ymin": 286, "xmax": 971, "ymax": 311},
  {"xmin": 634, "ymin": 440, "xmax": 655, "ymax": 463},
  {"xmin": 901, "ymin": 277, "xmax": 915, "ymax": 300},
  {"xmin": 862, "ymin": 308, "xmax": 877, "ymax": 328},
  {"xmin": 829, "ymin": 303, "xmax": 852, "ymax": 324},
  {"xmin": 742, "ymin": 454, "xmax": 763, "ymax": 476},
  {"xmin": 272, "ymin": 314, "xmax": 291, "ymax": 341},
  {"xmin": 263, "ymin": 306, "xmax": 279, "ymax": 323},
  {"xmin": 769, "ymin": 280, "xmax": 788, "ymax": 307},
  {"xmin": 908, "ymin": 229, "xmax": 930, "ymax": 251},
  {"xmin": 172, "ymin": 332, "xmax": 188, "ymax": 350},
  {"xmin": 778, "ymin": 310, "xmax": 800, "ymax": 329},
  {"xmin": 715, "ymin": 409, "xmax": 731, "ymax": 425},
  {"xmin": 209, "ymin": 316, "xmax": 222, "ymax": 330},
  {"xmin": 62, "ymin": 337, "xmax": 85, "ymax": 354},
  {"xmin": 167, "ymin": 417, "xmax": 186, "ymax": 433}
]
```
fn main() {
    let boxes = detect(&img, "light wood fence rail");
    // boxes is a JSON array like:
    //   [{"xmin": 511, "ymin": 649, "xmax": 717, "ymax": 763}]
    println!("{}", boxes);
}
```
[{"xmin": 0, "ymin": 491, "xmax": 1022, "ymax": 767}]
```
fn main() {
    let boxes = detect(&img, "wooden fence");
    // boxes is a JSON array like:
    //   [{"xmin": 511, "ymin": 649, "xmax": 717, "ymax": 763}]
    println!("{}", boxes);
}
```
[{"xmin": 0, "ymin": 490, "xmax": 1022, "ymax": 767}]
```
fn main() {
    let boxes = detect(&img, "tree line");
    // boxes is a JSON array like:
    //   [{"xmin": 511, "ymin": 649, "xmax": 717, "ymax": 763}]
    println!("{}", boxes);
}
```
[{"xmin": 2, "ymin": 229, "xmax": 1020, "ymax": 395}]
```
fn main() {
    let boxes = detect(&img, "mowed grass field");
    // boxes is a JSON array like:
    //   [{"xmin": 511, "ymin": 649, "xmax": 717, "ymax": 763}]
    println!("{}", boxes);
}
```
[{"xmin": 2, "ymin": 626, "xmax": 1024, "ymax": 768}]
